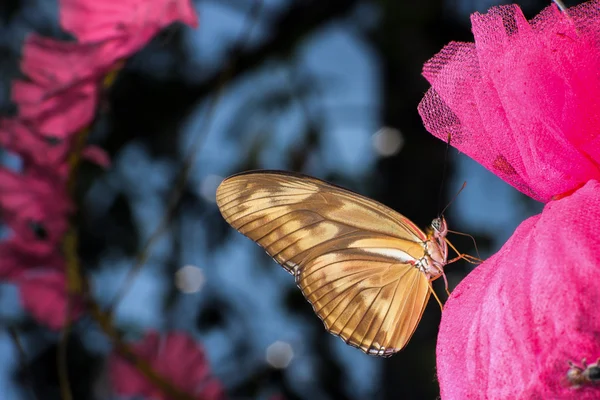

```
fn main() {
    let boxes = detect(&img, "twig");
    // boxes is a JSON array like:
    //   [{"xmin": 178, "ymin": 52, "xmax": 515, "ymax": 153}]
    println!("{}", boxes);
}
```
[{"xmin": 58, "ymin": 125, "xmax": 90, "ymax": 400}]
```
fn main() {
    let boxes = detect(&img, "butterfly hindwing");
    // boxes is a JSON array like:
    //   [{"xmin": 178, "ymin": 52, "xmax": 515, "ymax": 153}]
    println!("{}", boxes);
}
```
[{"xmin": 297, "ymin": 239, "xmax": 431, "ymax": 356}]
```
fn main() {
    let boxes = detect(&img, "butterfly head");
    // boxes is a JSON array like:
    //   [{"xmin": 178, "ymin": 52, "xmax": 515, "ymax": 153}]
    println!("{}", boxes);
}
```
[
  {"xmin": 425, "ymin": 216, "xmax": 449, "ymax": 273},
  {"xmin": 431, "ymin": 216, "xmax": 448, "ymax": 238}
]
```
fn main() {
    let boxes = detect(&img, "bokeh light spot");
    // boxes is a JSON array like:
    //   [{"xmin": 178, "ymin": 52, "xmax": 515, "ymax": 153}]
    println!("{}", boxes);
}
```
[
  {"xmin": 372, "ymin": 127, "xmax": 404, "ymax": 157},
  {"xmin": 200, "ymin": 174, "xmax": 223, "ymax": 203},
  {"xmin": 266, "ymin": 341, "xmax": 294, "ymax": 369},
  {"xmin": 175, "ymin": 265, "xmax": 205, "ymax": 294}
]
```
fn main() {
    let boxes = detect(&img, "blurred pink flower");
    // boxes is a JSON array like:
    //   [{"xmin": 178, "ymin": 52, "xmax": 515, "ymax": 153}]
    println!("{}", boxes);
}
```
[
  {"xmin": 109, "ymin": 331, "xmax": 225, "ymax": 400},
  {"xmin": 18, "ymin": 270, "xmax": 84, "ymax": 330},
  {"xmin": 0, "ymin": 168, "xmax": 72, "ymax": 257},
  {"xmin": 418, "ymin": 1, "xmax": 600, "ymax": 203},
  {"xmin": 436, "ymin": 180, "xmax": 600, "ymax": 399},
  {"xmin": 59, "ymin": 0, "xmax": 199, "ymax": 43}
]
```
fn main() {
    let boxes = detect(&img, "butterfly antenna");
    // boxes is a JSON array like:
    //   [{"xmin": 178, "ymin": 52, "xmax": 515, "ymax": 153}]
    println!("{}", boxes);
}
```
[
  {"xmin": 440, "ymin": 181, "xmax": 467, "ymax": 217},
  {"xmin": 437, "ymin": 133, "xmax": 452, "ymax": 215}
]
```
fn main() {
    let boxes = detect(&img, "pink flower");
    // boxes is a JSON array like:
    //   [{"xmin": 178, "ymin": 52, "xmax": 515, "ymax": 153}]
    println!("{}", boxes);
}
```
[
  {"xmin": 18, "ymin": 270, "xmax": 84, "ymax": 330},
  {"xmin": 59, "ymin": 0, "xmax": 199, "ymax": 43},
  {"xmin": 0, "ymin": 168, "xmax": 72, "ymax": 257},
  {"xmin": 436, "ymin": 180, "xmax": 600, "ymax": 399},
  {"xmin": 109, "ymin": 331, "xmax": 225, "ymax": 400},
  {"xmin": 418, "ymin": 1, "xmax": 600, "ymax": 203},
  {"xmin": 418, "ymin": 2, "xmax": 600, "ymax": 398}
]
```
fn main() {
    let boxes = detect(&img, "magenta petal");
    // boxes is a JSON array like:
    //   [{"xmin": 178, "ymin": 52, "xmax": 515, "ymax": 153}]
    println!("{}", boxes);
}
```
[
  {"xmin": 18, "ymin": 271, "xmax": 83, "ymax": 329},
  {"xmin": 0, "ymin": 239, "xmax": 65, "ymax": 280},
  {"xmin": 12, "ymin": 79, "xmax": 98, "ymax": 138},
  {"xmin": 82, "ymin": 145, "xmax": 111, "ymax": 168},
  {"xmin": 437, "ymin": 180, "xmax": 600, "ymax": 399},
  {"xmin": 0, "ymin": 119, "xmax": 71, "ymax": 173},
  {"xmin": 418, "ymin": 2, "xmax": 600, "ymax": 202},
  {"xmin": 20, "ymin": 34, "xmax": 121, "ymax": 90},
  {"xmin": 0, "ymin": 169, "xmax": 72, "ymax": 256},
  {"xmin": 108, "ymin": 331, "xmax": 224, "ymax": 400},
  {"xmin": 59, "ymin": 0, "xmax": 199, "ymax": 43}
]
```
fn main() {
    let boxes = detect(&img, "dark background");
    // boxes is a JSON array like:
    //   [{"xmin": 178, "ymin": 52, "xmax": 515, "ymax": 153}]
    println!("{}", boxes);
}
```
[{"xmin": 1, "ymin": 0, "xmax": 566, "ymax": 399}]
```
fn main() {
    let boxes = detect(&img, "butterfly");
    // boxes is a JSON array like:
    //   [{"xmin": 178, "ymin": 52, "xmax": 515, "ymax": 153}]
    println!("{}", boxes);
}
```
[{"xmin": 216, "ymin": 170, "xmax": 474, "ymax": 357}]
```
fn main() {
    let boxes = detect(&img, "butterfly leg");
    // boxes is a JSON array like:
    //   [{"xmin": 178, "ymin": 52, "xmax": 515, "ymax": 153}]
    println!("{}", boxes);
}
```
[
  {"xmin": 426, "ymin": 279, "xmax": 444, "ymax": 312},
  {"xmin": 445, "ymin": 239, "xmax": 482, "ymax": 264},
  {"xmin": 442, "ymin": 272, "xmax": 450, "ymax": 297}
]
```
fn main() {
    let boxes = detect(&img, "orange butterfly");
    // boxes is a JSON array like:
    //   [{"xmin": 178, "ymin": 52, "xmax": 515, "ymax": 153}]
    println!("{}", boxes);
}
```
[{"xmin": 216, "ymin": 170, "xmax": 474, "ymax": 356}]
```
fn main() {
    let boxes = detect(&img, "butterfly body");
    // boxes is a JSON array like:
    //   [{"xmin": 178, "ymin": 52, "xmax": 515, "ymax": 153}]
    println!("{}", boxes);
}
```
[{"xmin": 216, "ymin": 170, "xmax": 450, "ymax": 357}]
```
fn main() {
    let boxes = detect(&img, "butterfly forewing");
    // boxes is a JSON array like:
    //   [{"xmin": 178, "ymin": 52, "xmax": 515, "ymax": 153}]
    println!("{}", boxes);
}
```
[{"xmin": 216, "ymin": 170, "xmax": 434, "ymax": 356}]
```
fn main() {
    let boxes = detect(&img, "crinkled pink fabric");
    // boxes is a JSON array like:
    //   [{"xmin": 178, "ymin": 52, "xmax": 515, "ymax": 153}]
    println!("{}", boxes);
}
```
[
  {"xmin": 59, "ymin": 0, "xmax": 199, "ymax": 43},
  {"xmin": 437, "ymin": 180, "xmax": 600, "ymax": 399},
  {"xmin": 418, "ymin": 1, "xmax": 600, "ymax": 202},
  {"xmin": 108, "ymin": 331, "xmax": 225, "ymax": 400}
]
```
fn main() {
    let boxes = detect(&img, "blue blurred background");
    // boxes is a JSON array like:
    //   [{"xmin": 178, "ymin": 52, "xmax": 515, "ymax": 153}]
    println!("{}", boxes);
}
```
[{"xmin": 0, "ymin": 0, "xmax": 566, "ymax": 398}]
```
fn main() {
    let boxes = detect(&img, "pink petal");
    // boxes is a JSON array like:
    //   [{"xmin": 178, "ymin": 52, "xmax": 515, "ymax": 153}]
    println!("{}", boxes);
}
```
[
  {"xmin": 418, "ymin": 2, "xmax": 600, "ymax": 202},
  {"xmin": 0, "ymin": 119, "xmax": 70, "ymax": 173},
  {"xmin": 0, "ymin": 119, "xmax": 108, "ymax": 174},
  {"xmin": 82, "ymin": 145, "xmax": 111, "ymax": 168},
  {"xmin": 20, "ymin": 34, "xmax": 121, "ymax": 90},
  {"xmin": 109, "ymin": 331, "xmax": 224, "ymax": 400},
  {"xmin": 437, "ymin": 179, "xmax": 600, "ymax": 399},
  {"xmin": 0, "ymin": 239, "xmax": 65, "ymax": 280},
  {"xmin": 12, "ymin": 79, "xmax": 97, "ymax": 138},
  {"xmin": 18, "ymin": 271, "xmax": 83, "ymax": 329},
  {"xmin": 0, "ymin": 168, "xmax": 72, "ymax": 257},
  {"xmin": 59, "ymin": 0, "xmax": 198, "ymax": 43}
]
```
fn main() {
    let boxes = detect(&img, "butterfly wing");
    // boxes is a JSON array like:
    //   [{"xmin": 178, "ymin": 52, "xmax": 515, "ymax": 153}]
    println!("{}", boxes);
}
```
[
  {"xmin": 216, "ymin": 170, "xmax": 432, "ymax": 355},
  {"xmin": 297, "ymin": 235, "xmax": 431, "ymax": 356}
]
